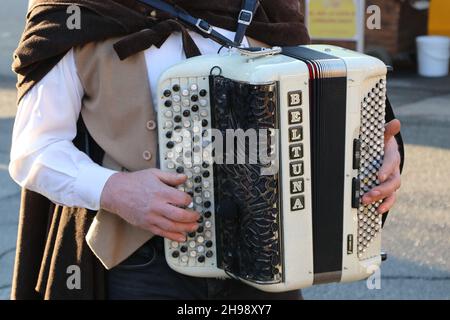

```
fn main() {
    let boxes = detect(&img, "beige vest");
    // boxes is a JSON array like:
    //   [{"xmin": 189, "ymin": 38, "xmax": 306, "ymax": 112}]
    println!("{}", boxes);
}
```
[{"xmin": 74, "ymin": 36, "xmax": 267, "ymax": 269}]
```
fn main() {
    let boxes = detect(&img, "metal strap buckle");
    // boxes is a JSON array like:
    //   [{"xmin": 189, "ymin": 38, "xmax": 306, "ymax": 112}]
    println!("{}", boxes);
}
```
[
  {"xmin": 238, "ymin": 9, "xmax": 253, "ymax": 26},
  {"xmin": 196, "ymin": 19, "xmax": 213, "ymax": 34}
]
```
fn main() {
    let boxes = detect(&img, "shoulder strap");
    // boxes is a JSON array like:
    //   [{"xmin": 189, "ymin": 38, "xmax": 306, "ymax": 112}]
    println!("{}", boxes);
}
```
[
  {"xmin": 136, "ymin": 0, "xmax": 238, "ymax": 48},
  {"xmin": 234, "ymin": 0, "xmax": 260, "ymax": 46}
]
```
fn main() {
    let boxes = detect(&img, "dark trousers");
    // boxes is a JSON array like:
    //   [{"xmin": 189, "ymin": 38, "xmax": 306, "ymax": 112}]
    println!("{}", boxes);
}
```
[{"xmin": 107, "ymin": 237, "xmax": 302, "ymax": 300}]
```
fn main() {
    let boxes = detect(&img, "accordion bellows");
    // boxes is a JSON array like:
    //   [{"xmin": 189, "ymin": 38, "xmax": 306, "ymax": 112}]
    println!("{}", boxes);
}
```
[{"xmin": 157, "ymin": 45, "xmax": 387, "ymax": 292}]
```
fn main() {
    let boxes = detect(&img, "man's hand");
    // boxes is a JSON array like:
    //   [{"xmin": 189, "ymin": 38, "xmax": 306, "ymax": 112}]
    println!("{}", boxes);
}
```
[
  {"xmin": 100, "ymin": 169, "xmax": 199, "ymax": 242},
  {"xmin": 363, "ymin": 119, "xmax": 402, "ymax": 214}
]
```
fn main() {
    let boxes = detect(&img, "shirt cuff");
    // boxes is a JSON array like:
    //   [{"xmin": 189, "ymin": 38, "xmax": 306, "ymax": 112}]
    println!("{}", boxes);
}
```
[{"xmin": 74, "ymin": 163, "xmax": 117, "ymax": 211}]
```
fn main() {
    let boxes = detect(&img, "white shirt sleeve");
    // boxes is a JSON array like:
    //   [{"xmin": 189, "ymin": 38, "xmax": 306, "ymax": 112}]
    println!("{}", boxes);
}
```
[{"xmin": 9, "ymin": 49, "xmax": 117, "ymax": 210}]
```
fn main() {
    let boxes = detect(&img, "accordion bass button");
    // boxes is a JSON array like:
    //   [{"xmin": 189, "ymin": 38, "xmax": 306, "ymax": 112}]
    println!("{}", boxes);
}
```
[
  {"xmin": 199, "ymin": 89, "xmax": 207, "ymax": 97},
  {"xmin": 198, "ymin": 256, "xmax": 205, "ymax": 263},
  {"xmin": 190, "ymin": 84, "xmax": 198, "ymax": 91},
  {"xmin": 205, "ymin": 231, "xmax": 212, "ymax": 239},
  {"xmin": 182, "ymin": 89, "xmax": 189, "ymax": 97},
  {"xmin": 206, "ymin": 251, "xmax": 213, "ymax": 258},
  {"xmin": 199, "ymin": 99, "xmax": 208, "ymax": 107},
  {"xmin": 172, "ymin": 251, "xmax": 180, "ymax": 258},
  {"xmin": 205, "ymin": 221, "xmax": 212, "ymax": 229},
  {"xmin": 181, "ymin": 255, "xmax": 189, "ymax": 263}
]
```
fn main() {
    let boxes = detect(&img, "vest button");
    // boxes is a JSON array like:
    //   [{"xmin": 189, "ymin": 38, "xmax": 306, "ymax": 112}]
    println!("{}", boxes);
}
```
[
  {"xmin": 143, "ymin": 150, "xmax": 153, "ymax": 161},
  {"xmin": 147, "ymin": 120, "xmax": 157, "ymax": 131}
]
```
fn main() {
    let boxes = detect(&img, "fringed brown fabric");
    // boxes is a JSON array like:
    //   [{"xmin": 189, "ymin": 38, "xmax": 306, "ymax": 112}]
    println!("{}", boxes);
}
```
[{"xmin": 13, "ymin": 0, "xmax": 310, "ymax": 103}]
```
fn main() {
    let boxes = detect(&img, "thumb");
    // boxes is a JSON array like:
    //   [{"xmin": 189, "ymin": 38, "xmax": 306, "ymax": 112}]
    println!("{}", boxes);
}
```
[{"xmin": 152, "ymin": 169, "xmax": 187, "ymax": 187}]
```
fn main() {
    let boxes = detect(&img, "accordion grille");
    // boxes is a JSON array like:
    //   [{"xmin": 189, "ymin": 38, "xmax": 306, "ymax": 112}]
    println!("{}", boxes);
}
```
[{"xmin": 357, "ymin": 78, "xmax": 387, "ymax": 258}]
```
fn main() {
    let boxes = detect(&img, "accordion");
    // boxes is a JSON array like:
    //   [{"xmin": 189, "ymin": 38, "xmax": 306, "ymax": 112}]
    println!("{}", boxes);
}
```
[{"xmin": 157, "ymin": 45, "xmax": 387, "ymax": 292}]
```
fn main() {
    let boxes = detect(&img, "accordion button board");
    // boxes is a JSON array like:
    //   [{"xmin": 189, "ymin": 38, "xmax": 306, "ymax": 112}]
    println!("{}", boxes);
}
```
[
  {"xmin": 160, "ymin": 77, "xmax": 218, "ymax": 269},
  {"xmin": 157, "ymin": 45, "xmax": 389, "ymax": 291}
]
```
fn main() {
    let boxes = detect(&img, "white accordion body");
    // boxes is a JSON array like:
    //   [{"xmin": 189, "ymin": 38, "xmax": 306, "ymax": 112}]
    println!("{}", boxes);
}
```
[{"xmin": 157, "ymin": 45, "xmax": 387, "ymax": 292}]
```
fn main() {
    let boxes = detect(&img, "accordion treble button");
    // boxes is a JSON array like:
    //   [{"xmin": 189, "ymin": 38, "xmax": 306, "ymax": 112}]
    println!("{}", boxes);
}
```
[{"xmin": 197, "ymin": 236, "xmax": 205, "ymax": 244}]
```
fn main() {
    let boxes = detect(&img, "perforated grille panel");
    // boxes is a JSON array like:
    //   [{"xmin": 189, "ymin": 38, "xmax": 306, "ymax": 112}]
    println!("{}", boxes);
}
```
[{"xmin": 357, "ymin": 78, "xmax": 386, "ymax": 258}]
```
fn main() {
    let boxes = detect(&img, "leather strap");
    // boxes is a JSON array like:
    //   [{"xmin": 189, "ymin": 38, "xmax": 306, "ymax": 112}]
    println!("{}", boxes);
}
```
[
  {"xmin": 136, "ymin": 0, "xmax": 239, "ymax": 48},
  {"xmin": 234, "ymin": 0, "xmax": 259, "ymax": 46}
]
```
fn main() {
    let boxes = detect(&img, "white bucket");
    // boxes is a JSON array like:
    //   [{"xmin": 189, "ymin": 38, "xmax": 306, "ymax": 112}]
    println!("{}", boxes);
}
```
[{"xmin": 416, "ymin": 36, "xmax": 450, "ymax": 77}]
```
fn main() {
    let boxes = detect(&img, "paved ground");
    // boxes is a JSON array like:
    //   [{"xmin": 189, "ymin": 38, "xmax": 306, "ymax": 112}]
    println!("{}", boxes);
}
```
[{"xmin": 0, "ymin": 0, "xmax": 449, "ymax": 300}]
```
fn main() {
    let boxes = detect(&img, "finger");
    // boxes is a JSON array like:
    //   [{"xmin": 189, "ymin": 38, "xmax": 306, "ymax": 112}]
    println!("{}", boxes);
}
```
[
  {"xmin": 147, "ymin": 225, "xmax": 187, "ymax": 243},
  {"xmin": 152, "ymin": 215, "xmax": 198, "ymax": 234},
  {"xmin": 384, "ymin": 119, "xmax": 401, "ymax": 142},
  {"xmin": 161, "ymin": 187, "xmax": 192, "ymax": 207},
  {"xmin": 152, "ymin": 169, "xmax": 187, "ymax": 187},
  {"xmin": 378, "ymin": 193, "xmax": 396, "ymax": 215},
  {"xmin": 363, "ymin": 171, "xmax": 401, "ymax": 204},
  {"xmin": 159, "ymin": 203, "xmax": 200, "ymax": 223},
  {"xmin": 379, "ymin": 138, "xmax": 401, "ymax": 183}
]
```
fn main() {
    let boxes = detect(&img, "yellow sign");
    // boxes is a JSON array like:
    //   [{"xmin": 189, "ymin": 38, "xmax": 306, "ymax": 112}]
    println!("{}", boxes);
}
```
[{"xmin": 307, "ymin": 0, "xmax": 358, "ymax": 39}]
